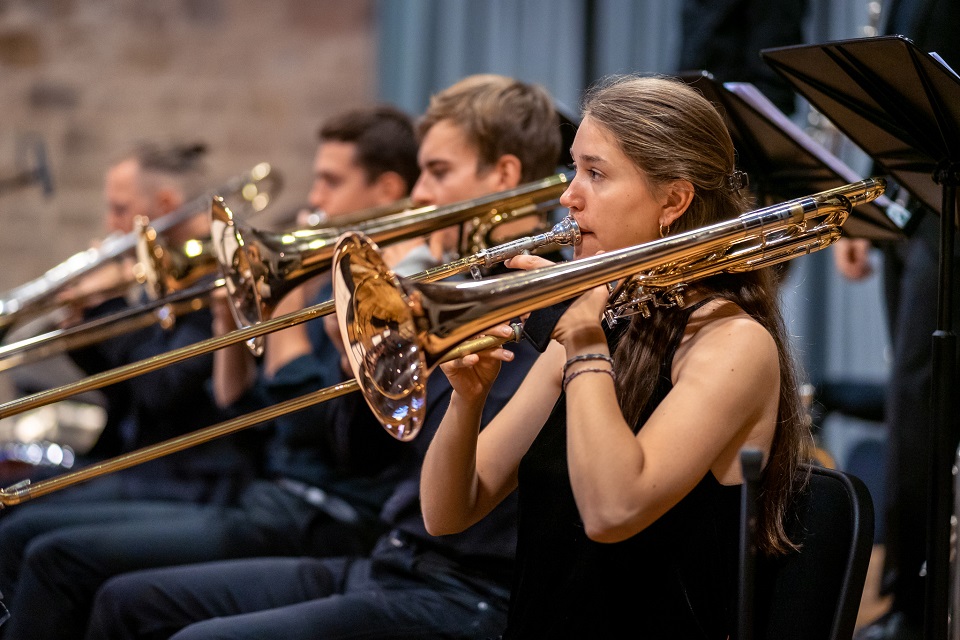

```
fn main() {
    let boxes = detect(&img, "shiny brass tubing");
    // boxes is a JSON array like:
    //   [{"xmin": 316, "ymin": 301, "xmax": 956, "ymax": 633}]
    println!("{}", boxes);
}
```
[
  {"xmin": 0, "ymin": 216, "xmax": 578, "ymax": 420},
  {"xmin": 0, "ymin": 332, "xmax": 511, "ymax": 507}
]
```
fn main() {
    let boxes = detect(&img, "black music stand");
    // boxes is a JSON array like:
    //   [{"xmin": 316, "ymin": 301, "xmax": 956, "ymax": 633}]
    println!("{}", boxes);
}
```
[
  {"xmin": 680, "ymin": 70, "xmax": 907, "ymax": 241},
  {"xmin": 761, "ymin": 35, "xmax": 960, "ymax": 640}
]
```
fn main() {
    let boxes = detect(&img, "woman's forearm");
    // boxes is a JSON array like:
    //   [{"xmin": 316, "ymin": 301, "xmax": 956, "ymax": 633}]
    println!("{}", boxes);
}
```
[{"xmin": 420, "ymin": 390, "xmax": 488, "ymax": 535}]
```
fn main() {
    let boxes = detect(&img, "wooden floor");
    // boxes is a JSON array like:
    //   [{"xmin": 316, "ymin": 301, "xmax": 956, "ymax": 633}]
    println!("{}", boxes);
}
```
[{"xmin": 857, "ymin": 545, "xmax": 893, "ymax": 631}]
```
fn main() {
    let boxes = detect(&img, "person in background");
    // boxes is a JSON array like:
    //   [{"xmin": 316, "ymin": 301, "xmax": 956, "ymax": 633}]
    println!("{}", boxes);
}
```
[
  {"xmin": 5, "ymin": 143, "xmax": 222, "ymax": 471},
  {"xmin": 45, "ymin": 141, "xmax": 255, "ymax": 500}
]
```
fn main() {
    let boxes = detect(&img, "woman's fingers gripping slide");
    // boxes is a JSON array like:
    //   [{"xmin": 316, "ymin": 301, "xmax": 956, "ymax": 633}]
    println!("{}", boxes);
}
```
[{"xmin": 440, "ymin": 323, "xmax": 518, "ymax": 400}]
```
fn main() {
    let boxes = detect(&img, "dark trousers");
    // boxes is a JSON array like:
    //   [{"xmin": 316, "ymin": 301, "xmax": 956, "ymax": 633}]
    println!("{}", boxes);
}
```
[
  {"xmin": 86, "ymin": 532, "xmax": 509, "ymax": 640},
  {"xmin": 880, "ymin": 210, "xmax": 960, "ymax": 621},
  {"xmin": 0, "ymin": 480, "xmax": 380, "ymax": 640}
]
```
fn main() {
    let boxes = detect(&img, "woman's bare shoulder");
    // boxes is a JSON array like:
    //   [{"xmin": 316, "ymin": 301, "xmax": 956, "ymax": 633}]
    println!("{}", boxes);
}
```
[{"xmin": 678, "ymin": 300, "xmax": 778, "ymax": 378}]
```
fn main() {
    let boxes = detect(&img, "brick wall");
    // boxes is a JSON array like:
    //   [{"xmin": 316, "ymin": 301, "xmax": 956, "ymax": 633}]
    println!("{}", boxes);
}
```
[
  {"xmin": 0, "ymin": 0, "xmax": 376, "ymax": 405},
  {"xmin": 0, "ymin": 0, "xmax": 377, "ymax": 290}
]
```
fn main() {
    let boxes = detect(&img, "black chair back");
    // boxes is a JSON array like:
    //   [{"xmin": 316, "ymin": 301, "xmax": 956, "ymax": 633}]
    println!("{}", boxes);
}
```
[{"xmin": 750, "ymin": 463, "xmax": 875, "ymax": 640}]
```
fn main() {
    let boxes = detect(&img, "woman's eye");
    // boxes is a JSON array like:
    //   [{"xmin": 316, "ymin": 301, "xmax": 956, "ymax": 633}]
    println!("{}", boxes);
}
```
[{"xmin": 570, "ymin": 163, "xmax": 601, "ymax": 181}]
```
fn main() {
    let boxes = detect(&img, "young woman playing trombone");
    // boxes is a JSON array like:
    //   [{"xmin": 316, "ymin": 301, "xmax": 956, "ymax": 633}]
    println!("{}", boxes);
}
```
[{"xmin": 420, "ymin": 74, "xmax": 813, "ymax": 639}]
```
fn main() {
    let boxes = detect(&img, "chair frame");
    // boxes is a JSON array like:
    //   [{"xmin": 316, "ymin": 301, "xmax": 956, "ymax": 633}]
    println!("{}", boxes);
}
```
[{"xmin": 741, "ymin": 460, "xmax": 875, "ymax": 640}]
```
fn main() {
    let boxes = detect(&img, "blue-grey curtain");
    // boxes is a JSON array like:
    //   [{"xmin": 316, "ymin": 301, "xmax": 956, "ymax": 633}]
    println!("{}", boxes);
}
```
[{"xmin": 375, "ymin": 0, "xmax": 891, "ymax": 389}]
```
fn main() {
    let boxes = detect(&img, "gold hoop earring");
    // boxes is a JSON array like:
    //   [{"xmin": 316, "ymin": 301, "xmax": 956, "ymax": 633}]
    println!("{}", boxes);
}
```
[{"xmin": 659, "ymin": 223, "xmax": 670, "ymax": 238}]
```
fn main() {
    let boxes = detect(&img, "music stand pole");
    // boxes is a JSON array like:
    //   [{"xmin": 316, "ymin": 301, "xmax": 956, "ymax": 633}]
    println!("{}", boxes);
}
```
[{"xmin": 928, "ymin": 167, "xmax": 958, "ymax": 640}]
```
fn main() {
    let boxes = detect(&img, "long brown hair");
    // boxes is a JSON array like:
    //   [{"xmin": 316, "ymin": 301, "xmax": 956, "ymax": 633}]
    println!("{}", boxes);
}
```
[{"xmin": 582, "ymin": 74, "xmax": 811, "ymax": 555}]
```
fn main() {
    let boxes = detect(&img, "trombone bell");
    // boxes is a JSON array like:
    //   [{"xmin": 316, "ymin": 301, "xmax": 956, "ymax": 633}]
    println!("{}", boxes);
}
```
[
  {"xmin": 210, "ymin": 196, "xmax": 273, "ymax": 355},
  {"xmin": 135, "ymin": 218, "xmax": 219, "ymax": 301},
  {"xmin": 334, "ymin": 233, "xmax": 427, "ymax": 441},
  {"xmin": 333, "ymin": 213, "xmax": 582, "ymax": 442}
]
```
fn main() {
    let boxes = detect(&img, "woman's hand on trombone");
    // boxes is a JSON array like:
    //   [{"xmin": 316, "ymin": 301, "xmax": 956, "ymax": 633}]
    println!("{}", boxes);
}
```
[
  {"xmin": 506, "ymin": 253, "xmax": 609, "ymax": 354},
  {"xmin": 439, "ymin": 323, "xmax": 516, "ymax": 404},
  {"xmin": 437, "ymin": 253, "xmax": 555, "ymax": 404}
]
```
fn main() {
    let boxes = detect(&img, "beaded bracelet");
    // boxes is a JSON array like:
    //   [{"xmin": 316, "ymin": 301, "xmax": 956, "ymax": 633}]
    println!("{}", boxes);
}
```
[
  {"xmin": 562, "ymin": 367, "xmax": 616, "ymax": 391},
  {"xmin": 562, "ymin": 353, "xmax": 614, "ymax": 377}
]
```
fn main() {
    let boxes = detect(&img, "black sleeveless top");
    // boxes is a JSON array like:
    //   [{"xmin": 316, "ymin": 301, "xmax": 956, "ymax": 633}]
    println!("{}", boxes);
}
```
[{"xmin": 503, "ymin": 301, "xmax": 741, "ymax": 639}]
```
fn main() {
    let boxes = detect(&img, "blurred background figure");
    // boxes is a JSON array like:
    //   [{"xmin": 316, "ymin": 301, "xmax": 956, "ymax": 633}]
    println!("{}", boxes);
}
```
[
  {"xmin": 0, "ymin": 142, "xmax": 212, "ymax": 479},
  {"xmin": 678, "ymin": 0, "xmax": 809, "ymax": 115},
  {"xmin": 0, "ymin": 141, "xmax": 258, "ymax": 503}
]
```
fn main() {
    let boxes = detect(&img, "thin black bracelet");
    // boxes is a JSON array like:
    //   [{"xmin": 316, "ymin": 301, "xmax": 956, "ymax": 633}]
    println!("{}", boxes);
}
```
[
  {"xmin": 562, "ymin": 353, "xmax": 613, "ymax": 377},
  {"xmin": 562, "ymin": 367, "xmax": 616, "ymax": 391}
]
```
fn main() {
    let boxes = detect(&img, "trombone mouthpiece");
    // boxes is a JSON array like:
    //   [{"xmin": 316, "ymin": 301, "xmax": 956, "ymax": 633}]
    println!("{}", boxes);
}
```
[{"xmin": 478, "ymin": 216, "xmax": 580, "ymax": 268}]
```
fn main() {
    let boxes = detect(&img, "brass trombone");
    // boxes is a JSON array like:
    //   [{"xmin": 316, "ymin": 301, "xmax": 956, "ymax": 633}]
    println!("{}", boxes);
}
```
[
  {"xmin": 0, "ymin": 172, "xmax": 571, "ymax": 370},
  {"xmin": 332, "ymin": 179, "xmax": 886, "ymax": 441},
  {"xmin": 0, "ymin": 218, "xmax": 579, "ymax": 506},
  {"xmin": 0, "ymin": 162, "xmax": 281, "ymax": 340},
  {"xmin": 0, "ymin": 213, "xmax": 223, "ymax": 374},
  {"xmin": 0, "ymin": 174, "xmax": 575, "ymax": 420},
  {"xmin": 135, "ymin": 197, "xmax": 420, "ymax": 301},
  {"xmin": 0, "ymin": 199, "xmax": 415, "ymax": 372},
  {"xmin": 214, "ymin": 172, "xmax": 572, "ymax": 353}
]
